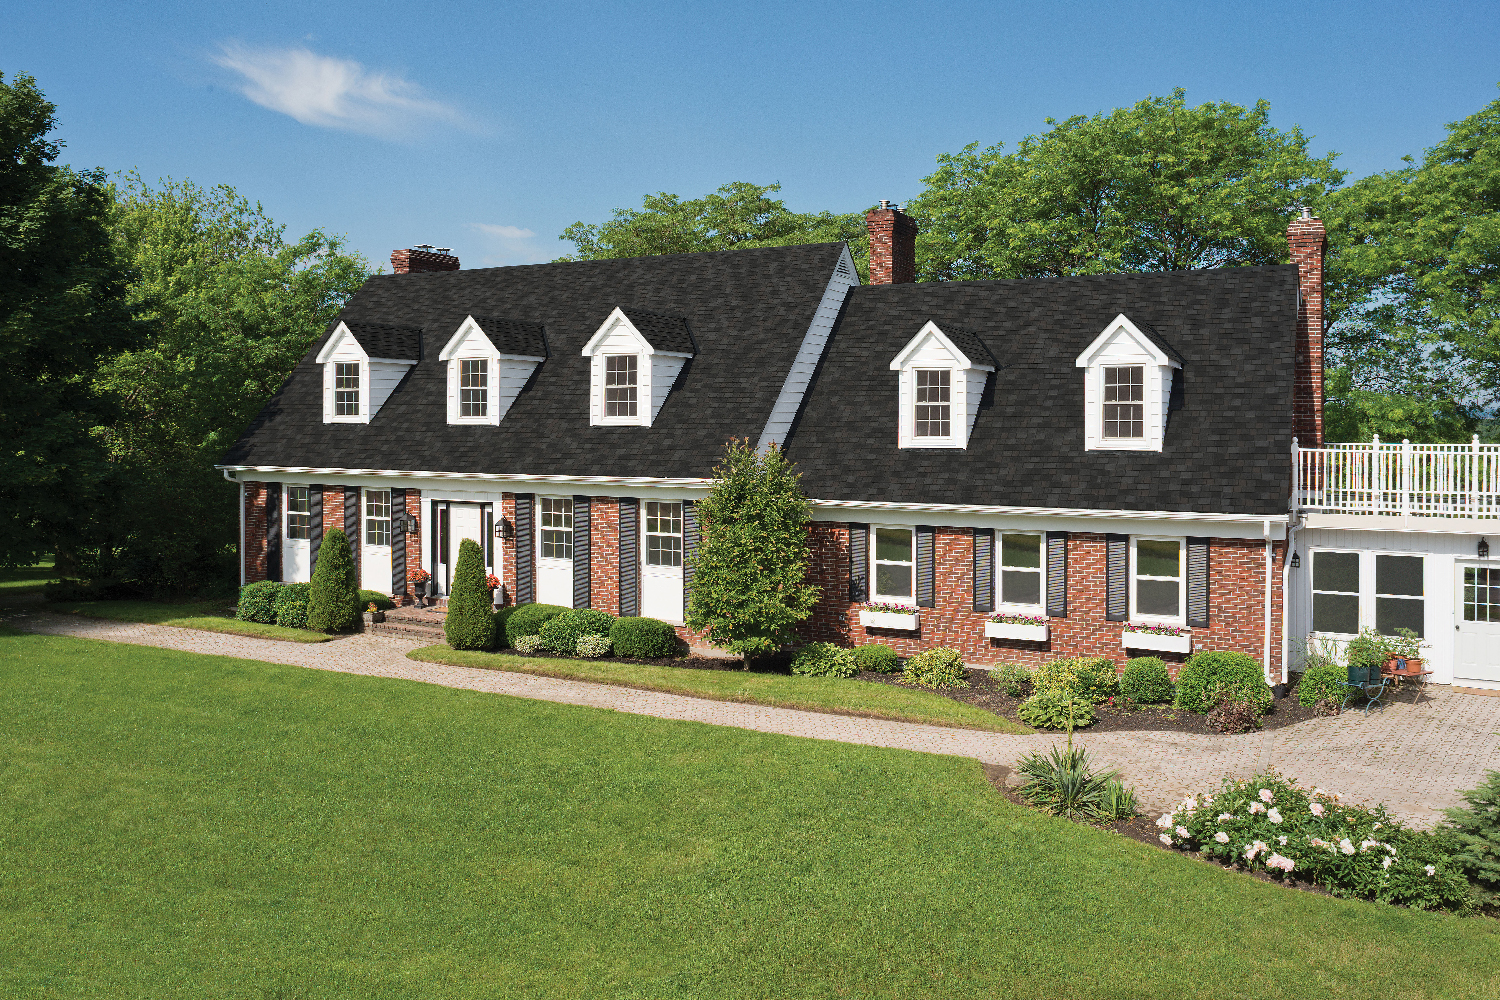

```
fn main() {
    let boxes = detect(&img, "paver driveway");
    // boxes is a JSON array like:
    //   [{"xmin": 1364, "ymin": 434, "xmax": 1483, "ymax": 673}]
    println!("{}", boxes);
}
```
[{"xmin": 6, "ymin": 608, "xmax": 1499, "ymax": 827}]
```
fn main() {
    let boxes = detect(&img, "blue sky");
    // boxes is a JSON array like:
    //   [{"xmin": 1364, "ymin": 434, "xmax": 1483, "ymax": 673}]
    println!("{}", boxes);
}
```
[{"xmin": 6, "ymin": 0, "xmax": 1498, "ymax": 271}]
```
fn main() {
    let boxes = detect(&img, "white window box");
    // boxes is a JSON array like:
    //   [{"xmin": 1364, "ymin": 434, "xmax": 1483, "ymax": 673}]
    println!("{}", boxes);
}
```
[
  {"xmin": 1121, "ymin": 628, "xmax": 1191, "ymax": 653},
  {"xmin": 985, "ymin": 621, "xmax": 1049, "ymax": 642},
  {"xmin": 859, "ymin": 609, "xmax": 919, "ymax": 631}
]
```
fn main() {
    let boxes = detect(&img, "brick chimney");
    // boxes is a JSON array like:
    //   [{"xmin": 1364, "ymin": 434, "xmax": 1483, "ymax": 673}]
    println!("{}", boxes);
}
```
[
  {"xmin": 1287, "ymin": 208, "xmax": 1326, "ymax": 446},
  {"xmin": 391, "ymin": 244, "xmax": 460, "ymax": 274},
  {"xmin": 865, "ymin": 200, "xmax": 917, "ymax": 284}
]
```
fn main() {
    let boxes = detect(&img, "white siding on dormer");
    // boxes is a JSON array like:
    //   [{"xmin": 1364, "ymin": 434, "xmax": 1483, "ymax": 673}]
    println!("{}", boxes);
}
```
[
  {"xmin": 1075, "ymin": 314, "xmax": 1179, "ymax": 453},
  {"xmin": 965, "ymin": 369, "xmax": 988, "ymax": 435},
  {"xmin": 319, "ymin": 327, "xmax": 370, "ymax": 423},
  {"xmin": 496, "ymin": 359, "xmax": 540, "ymax": 420},
  {"xmin": 582, "ymin": 308, "xmax": 693, "ymax": 428},
  {"xmin": 889, "ymin": 321, "xmax": 994, "ymax": 450},
  {"xmin": 650, "ymin": 355, "xmax": 686, "ymax": 422},
  {"xmin": 369, "ymin": 361, "xmax": 409, "ymax": 414}
]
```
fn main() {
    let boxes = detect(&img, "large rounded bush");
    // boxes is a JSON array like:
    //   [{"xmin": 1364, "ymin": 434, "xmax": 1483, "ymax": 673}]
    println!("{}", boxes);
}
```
[
  {"xmin": 1297, "ymin": 661, "xmax": 1347, "ymax": 708},
  {"xmin": 791, "ymin": 642, "xmax": 857, "ymax": 678},
  {"xmin": 1119, "ymin": 657, "xmax": 1174, "ymax": 704},
  {"xmin": 306, "ymin": 528, "xmax": 361, "ymax": 633},
  {"xmin": 444, "ymin": 538, "xmax": 496, "ymax": 651},
  {"xmin": 609, "ymin": 617, "xmax": 682, "ymax": 658},
  {"xmin": 1175, "ymin": 650, "xmax": 1272, "ymax": 715},
  {"xmin": 902, "ymin": 647, "xmax": 968, "ymax": 688},
  {"xmin": 853, "ymin": 643, "xmax": 899, "ymax": 673},
  {"xmin": 237, "ymin": 580, "xmax": 282, "ymax": 624},
  {"xmin": 273, "ymin": 582, "xmax": 311, "ymax": 629},
  {"xmin": 503, "ymin": 603, "xmax": 570, "ymax": 648},
  {"xmin": 1017, "ymin": 688, "xmax": 1096, "ymax": 730},
  {"xmin": 538, "ymin": 609, "xmax": 617, "ymax": 655},
  {"xmin": 359, "ymin": 590, "xmax": 395, "ymax": 611},
  {"xmin": 1033, "ymin": 657, "xmax": 1117, "ymax": 702}
]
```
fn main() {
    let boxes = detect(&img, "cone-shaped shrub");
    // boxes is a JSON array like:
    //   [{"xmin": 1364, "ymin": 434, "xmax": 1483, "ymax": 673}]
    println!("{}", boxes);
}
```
[
  {"xmin": 444, "ymin": 537, "xmax": 495, "ymax": 650},
  {"xmin": 306, "ymin": 528, "xmax": 362, "ymax": 633}
]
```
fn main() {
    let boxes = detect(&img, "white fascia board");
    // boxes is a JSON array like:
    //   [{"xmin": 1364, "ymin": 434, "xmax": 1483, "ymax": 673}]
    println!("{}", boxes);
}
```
[
  {"xmin": 440, "ymin": 315, "xmax": 496, "ymax": 361},
  {"xmin": 218, "ymin": 463, "xmax": 717, "ymax": 489},
  {"xmin": 581, "ymin": 306, "xmax": 693, "ymax": 356},
  {"xmin": 1075, "ymin": 313, "xmax": 1180, "ymax": 369},
  {"xmin": 367, "ymin": 357, "xmax": 419, "ymax": 366},
  {"xmin": 889, "ymin": 320, "xmax": 995, "ymax": 372},
  {"xmin": 498, "ymin": 353, "xmax": 548, "ymax": 363},
  {"xmin": 315, "ymin": 322, "xmax": 366, "ymax": 364}
]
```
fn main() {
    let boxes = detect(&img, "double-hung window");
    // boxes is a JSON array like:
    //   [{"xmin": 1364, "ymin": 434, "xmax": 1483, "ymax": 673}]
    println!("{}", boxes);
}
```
[
  {"xmin": 1311, "ymin": 551, "xmax": 1427, "ymax": 637},
  {"xmin": 540, "ymin": 498, "xmax": 573, "ymax": 559},
  {"xmin": 365, "ymin": 490, "xmax": 391, "ymax": 546},
  {"xmin": 914, "ymin": 370, "xmax": 951, "ymax": 438},
  {"xmin": 1132, "ymin": 537, "xmax": 1183, "ymax": 620},
  {"xmin": 1375, "ymin": 555, "xmax": 1424, "ymax": 637},
  {"xmin": 645, "ymin": 502, "xmax": 683, "ymax": 567},
  {"xmin": 872, "ymin": 526, "xmax": 914, "ymax": 603},
  {"xmin": 1312, "ymin": 551, "xmax": 1359, "ymax": 635},
  {"xmin": 334, "ymin": 363, "xmax": 361, "ymax": 416},
  {"xmin": 286, "ymin": 487, "xmax": 310, "ymax": 539},
  {"xmin": 999, "ymin": 532, "xmax": 1043, "ymax": 607},
  {"xmin": 1103, "ymin": 366, "xmax": 1144, "ymax": 439},
  {"xmin": 459, "ymin": 359, "xmax": 488, "ymax": 417},
  {"xmin": 605, "ymin": 356, "xmax": 638, "ymax": 417}
]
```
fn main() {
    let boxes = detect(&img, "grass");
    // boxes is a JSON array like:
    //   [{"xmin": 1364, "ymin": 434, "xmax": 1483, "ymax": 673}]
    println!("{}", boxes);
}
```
[
  {"xmin": 0, "ymin": 558, "xmax": 55, "ymax": 597},
  {"xmin": 410, "ymin": 644, "xmax": 1029, "ymax": 733},
  {"xmin": 2, "ymin": 630, "xmax": 1498, "ymax": 999},
  {"xmin": 42, "ymin": 598, "xmax": 336, "ymax": 643}
]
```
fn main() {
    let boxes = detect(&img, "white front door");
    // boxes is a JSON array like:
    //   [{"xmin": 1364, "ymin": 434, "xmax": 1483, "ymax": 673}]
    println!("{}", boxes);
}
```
[
  {"xmin": 641, "ymin": 500, "xmax": 684, "ymax": 622},
  {"xmin": 283, "ymin": 486, "xmax": 311, "ymax": 583},
  {"xmin": 536, "ymin": 496, "xmax": 573, "ymax": 606},
  {"xmin": 449, "ymin": 504, "xmax": 485, "ymax": 588},
  {"xmin": 1455, "ymin": 562, "xmax": 1500, "ymax": 685},
  {"xmin": 361, "ymin": 489, "xmax": 393, "ymax": 594}
]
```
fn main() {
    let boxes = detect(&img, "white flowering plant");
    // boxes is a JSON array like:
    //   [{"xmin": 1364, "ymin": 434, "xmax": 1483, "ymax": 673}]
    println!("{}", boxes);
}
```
[{"xmin": 1155, "ymin": 772, "xmax": 1474, "ymax": 912}]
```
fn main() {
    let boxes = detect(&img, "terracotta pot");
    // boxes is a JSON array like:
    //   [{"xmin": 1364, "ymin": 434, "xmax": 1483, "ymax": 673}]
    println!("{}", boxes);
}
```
[{"xmin": 1384, "ymin": 656, "xmax": 1423, "ymax": 675}]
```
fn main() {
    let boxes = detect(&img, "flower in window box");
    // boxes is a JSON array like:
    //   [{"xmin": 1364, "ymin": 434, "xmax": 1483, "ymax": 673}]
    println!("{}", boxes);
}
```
[
  {"xmin": 863, "ymin": 602, "xmax": 918, "ymax": 614},
  {"xmin": 1122, "ymin": 622, "xmax": 1192, "ymax": 636},
  {"xmin": 987, "ymin": 613, "xmax": 1048, "ymax": 626}
]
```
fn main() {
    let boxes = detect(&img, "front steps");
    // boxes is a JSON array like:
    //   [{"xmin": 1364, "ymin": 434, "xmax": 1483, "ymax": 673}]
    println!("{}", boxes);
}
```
[{"xmin": 370, "ymin": 603, "xmax": 448, "ymax": 643}]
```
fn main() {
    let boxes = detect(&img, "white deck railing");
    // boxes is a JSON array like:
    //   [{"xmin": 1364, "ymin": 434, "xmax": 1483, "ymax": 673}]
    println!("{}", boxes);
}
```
[{"xmin": 1294, "ymin": 436, "xmax": 1500, "ymax": 520}]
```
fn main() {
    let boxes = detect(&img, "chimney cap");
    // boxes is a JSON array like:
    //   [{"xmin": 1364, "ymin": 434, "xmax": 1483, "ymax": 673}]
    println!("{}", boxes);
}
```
[
  {"xmin": 1298, "ymin": 206, "xmax": 1313, "ymax": 220},
  {"xmin": 879, "ymin": 198, "xmax": 897, "ymax": 211},
  {"xmin": 414, "ymin": 243, "xmax": 436, "ymax": 250}
]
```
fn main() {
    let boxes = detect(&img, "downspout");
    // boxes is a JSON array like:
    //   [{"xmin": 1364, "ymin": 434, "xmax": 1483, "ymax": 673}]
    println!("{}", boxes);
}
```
[
  {"xmin": 224, "ymin": 470, "xmax": 244, "ymax": 588},
  {"xmin": 1263, "ymin": 520, "xmax": 1274, "ymax": 686},
  {"xmin": 1281, "ymin": 516, "xmax": 1298, "ymax": 696}
]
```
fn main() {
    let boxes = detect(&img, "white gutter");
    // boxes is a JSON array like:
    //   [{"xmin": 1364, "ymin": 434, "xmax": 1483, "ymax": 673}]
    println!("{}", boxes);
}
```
[
  {"xmin": 1281, "ymin": 516, "xmax": 1298, "ymax": 689},
  {"xmin": 1263, "ymin": 520, "xmax": 1274, "ymax": 685},
  {"xmin": 224, "ymin": 469, "xmax": 245, "ymax": 588}
]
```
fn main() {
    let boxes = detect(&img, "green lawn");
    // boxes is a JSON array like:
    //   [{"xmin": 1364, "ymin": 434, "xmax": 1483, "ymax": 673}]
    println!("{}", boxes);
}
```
[
  {"xmin": 42, "ymin": 598, "xmax": 335, "ymax": 643},
  {"xmin": 2, "ymin": 630, "xmax": 1497, "ymax": 999},
  {"xmin": 410, "ymin": 644, "xmax": 1028, "ymax": 733},
  {"xmin": 0, "ymin": 558, "xmax": 54, "ymax": 597}
]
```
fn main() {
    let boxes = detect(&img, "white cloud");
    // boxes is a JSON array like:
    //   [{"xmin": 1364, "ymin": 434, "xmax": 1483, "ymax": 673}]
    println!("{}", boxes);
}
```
[
  {"xmin": 213, "ymin": 43, "xmax": 465, "ymax": 138},
  {"xmin": 470, "ymin": 222, "xmax": 548, "ymax": 265},
  {"xmin": 472, "ymin": 223, "xmax": 537, "ymax": 239}
]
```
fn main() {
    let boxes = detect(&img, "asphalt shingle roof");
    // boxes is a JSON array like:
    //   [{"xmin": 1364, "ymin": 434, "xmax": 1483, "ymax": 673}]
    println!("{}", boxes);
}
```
[
  {"xmin": 346, "ymin": 321, "xmax": 423, "ymax": 361},
  {"xmin": 468, "ymin": 316, "xmax": 549, "ymax": 358},
  {"xmin": 624, "ymin": 309, "xmax": 696, "ymax": 354}
]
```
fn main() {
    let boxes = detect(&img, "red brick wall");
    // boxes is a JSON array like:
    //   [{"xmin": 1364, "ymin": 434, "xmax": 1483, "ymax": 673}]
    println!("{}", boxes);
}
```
[
  {"xmin": 322, "ymin": 489, "xmax": 344, "ymax": 549},
  {"xmin": 1288, "ymin": 213, "xmax": 1326, "ymax": 447},
  {"xmin": 589, "ymin": 497, "xmax": 621, "ymax": 613},
  {"xmin": 396, "ymin": 490, "xmax": 421, "ymax": 606},
  {"xmin": 865, "ymin": 207, "xmax": 917, "ymax": 285},
  {"xmin": 390, "ymin": 248, "xmax": 459, "ymax": 273},
  {"xmin": 499, "ymin": 492, "xmax": 518, "ymax": 606}
]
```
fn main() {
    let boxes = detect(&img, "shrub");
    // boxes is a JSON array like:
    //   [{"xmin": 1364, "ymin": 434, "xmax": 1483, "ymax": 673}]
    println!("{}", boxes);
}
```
[
  {"xmin": 359, "ymin": 590, "xmax": 395, "ymax": 611},
  {"xmin": 1297, "ymin": 661, "xmax": 1347, "ymax": 710},
  {"xmin": 1102, "ymin": 780, "xmax": 1139, "ymax": 821},
  {"xmin": 1444, "ymin": 770, "xmax": 1500, "ymax": 904},
  {"xmin": 791, "ymin": 642, "xmax": 858, "ymax": 678},
  {"xmin": 609, "ymin": 617, "xmax": 682, "ymax": 658},
  {"xmin": 1033, "ymin": 657, "xmax": 1117, "ymax": 702},
  {"xmin": 539, "ymin": 609, "xmax": 617, "ymax": 655},
  {"xmin": 514, "ymin": 634, "xmax": 545, "ymax": 655},
  {"xmin": 1016, "ymin": 745, "xmax": 1115, "ymax": 821},
  {"xmin": 1158, "ymin": 772, "xmax": 1474, "ymax": 912},
  {"xmin": 491, "ymin": 606, "xmax": 518, "ymax": 650},
  {"xmin": 853, "ymin": 643, "xmax": 899, "ymax": 673},
  {"xmin": 306, "ymin": 528, "xmax": 361, "ymax": 633},
  {"xmin": 1206, "ymin": 691, "xmax": 1262, "ymax": 734},
  {"xmin": 273, "ymin": 582, "xmax": 311, "ymax": 629},
  {"xmin": 1119, "ymin": 657, "xmax": 1173, "ymax": 703},
  {"xmin": 576, "ymin": 634, "xmax": 612, "ymax": 658},
  {"xmin": 1175, "ymin": 650, "xmax": 1272, "ymax": 715},
  {"xmin": 902, "ymin": 647, "xmax": 968, "ymax": 688},
  {"xmin": 444, "ymin": 538, "xmax": 496, "ymax": 651},
  {"xmin": 1017, "ymin": 688, "xmax": 1096, "ymax": 730},
  {"xmin": 504, "ymin": 603, "xmax": 570, "ymax": 647},
  {"xmin": 992, "ymin": 663, "xmax": 1032, "ymax": 698},
  {"xmin": 236, "ymin": 580, "xmax": 282, "ymax": 624}
]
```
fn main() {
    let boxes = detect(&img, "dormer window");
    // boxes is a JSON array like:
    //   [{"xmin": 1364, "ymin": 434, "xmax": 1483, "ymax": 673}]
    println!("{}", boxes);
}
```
[
  {"xmin": 316, "ymin": 321, "xmax": 421, "ymax": 424},
  {"xmin": 582, "ymin": 307, "xmax": 695, "ymax": 428},
  {"xmin": 460, "ymin": 359, "xmax": 488, "ymax": 417},
  {"xmin": 605, "ymin": 355, "xmax": 638, "ymax": 417},
  {"xmin": 439, "ymin": 315, "xmax": 548, "ymax": 426},
  {"xmin": 914, "ymin": 370, "xmax": 951, "ymax": 437},
  {"xmin": 334, "ymin": 363, "xmax": 361, "ymax": 416},
  {"xmin": 1075, "ymin": 314, "xmax": 1182, "ymax": 452},
  {"xmin": 889, "ymin": 321, "xmax": 996, "ymax": 449}
]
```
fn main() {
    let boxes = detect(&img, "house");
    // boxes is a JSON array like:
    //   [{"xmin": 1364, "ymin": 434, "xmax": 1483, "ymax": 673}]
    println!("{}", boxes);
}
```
[{"xmin": 218, "ymin": 208, "xmax": 1500, "ymax": 692}]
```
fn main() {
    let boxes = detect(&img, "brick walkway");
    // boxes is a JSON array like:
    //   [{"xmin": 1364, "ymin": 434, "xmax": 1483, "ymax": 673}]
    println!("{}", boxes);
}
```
[{"xmin": 6, "ymin": 608, "xmax": 1499, "ymax": 828}]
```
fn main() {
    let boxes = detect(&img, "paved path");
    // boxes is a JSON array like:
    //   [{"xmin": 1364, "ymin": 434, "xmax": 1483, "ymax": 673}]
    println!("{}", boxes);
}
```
[{"xmin": 6, "ymin": 608, "xmax": 1499, "ymax": 827}]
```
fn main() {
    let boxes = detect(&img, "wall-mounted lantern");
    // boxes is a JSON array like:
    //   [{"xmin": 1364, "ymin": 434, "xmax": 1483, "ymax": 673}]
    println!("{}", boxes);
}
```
[
  {"xmin": 496, "ymin": 518, "xmax": 515, "ymax": 540},
  {"xmin": 1290, "ymin": 551, "xmax": 1300, "ymax": 569},
  {"xmin": 396, "ymin": 513, "xmax": 418, "ymax": 534},
  {"xmin": 1481, "ymin": 537, "xmax": 1491, "ymax": 559}
]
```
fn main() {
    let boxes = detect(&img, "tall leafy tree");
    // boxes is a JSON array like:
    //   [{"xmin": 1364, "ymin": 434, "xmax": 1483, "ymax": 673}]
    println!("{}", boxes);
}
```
[
  {"xmin": 908, "ymin": 89, "xmax": 1345, "ymax": 281},
  {"xmin": 0, "ymin": 71, "xmax": 137, "ymax": 569}
]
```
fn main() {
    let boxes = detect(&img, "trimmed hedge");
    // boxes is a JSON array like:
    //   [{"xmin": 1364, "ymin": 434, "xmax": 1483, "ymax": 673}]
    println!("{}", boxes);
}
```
[
  {"xmin": 306, "ymin": 528, "xmax": 361, "ymax": 633},
  {"xmin": 1119, "ymin": 657, "xmax": 1174, "ymax": 704},
  {"xmin": 359, "ymin": 590, "xmax": 395, "ymax": 611},
  {"xmin": 504, "ymin": 603, "xmax": 570, "ymax": 648},
  {"xmin": 539, "ymin": 609, "xmax": 617, "ymax": 655},
  {"xmin": 237, "ymin": 580, "xmax": 282, "ymax": 624},
  {"xmin": 791, "ymin": 642, "xmax": 858, "ymax": 678},
  {"xmin": 1297, "ymin": 661, "xmax": 1347, "ymax": 709},
  {"xmin": 903, "ymin": 647, "xmax": 968, "ymax": 689},
  {"xmin": 444, "ymin": 538, "xmax": 495, "ymax": 651},
  {"xmin": 853, "ymin": 643, "xmax": 900, "ymax": 674},
  {"xmin": 609, "ymin": 617, "xmax": 681, "ymax": 658},
  {"xmin": 273, "ymin": 583, "xmax": 311, "ymax": 630},
  {"xmin": 1175, "ymin": 650, "xmax": 1272, "ymax": 715}
]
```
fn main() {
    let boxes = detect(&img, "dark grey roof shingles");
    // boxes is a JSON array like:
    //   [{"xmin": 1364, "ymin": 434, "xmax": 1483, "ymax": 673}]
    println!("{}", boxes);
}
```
[
  {"xmin": 346, "ymin": 321, "xmax": 422, "ymax": 360},
  {"xmin": 623, "ymin": 309, "xmax": 696, "ymax": 354},
  {"xmin": 469, "ymin": 316, "xmax": 549, "ymax": 358}
]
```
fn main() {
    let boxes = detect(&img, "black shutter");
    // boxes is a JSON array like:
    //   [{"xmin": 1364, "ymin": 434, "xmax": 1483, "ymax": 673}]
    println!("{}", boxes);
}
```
[
  {"xmin": 618, "ymin": 499, "xmax": 639, "ymax": 617},
  {"xmin": 514, "ymin": 494, "xmax": 534, "ymax": 604},
  {"xmin": 1105, "ymin": 533, "xmax": 1129, "ymax": 622},
  {"xmin": 309, "ymin": 485, "xmax": 325, "ymax": 571},
  {"xmin": 344, "ymin": 487, "xmax": 360, "ymax": 574},
  {"xmin": 915, "ymin": 526, "xmax": 935, "ymax": 608},
  {"xmin": 1187, "ymin": 537, "xmax": 1210, "ymax": 628},
  {"xmin": 1046, "ymin": 531, "xmax": 1069, "ymax": 618},
  {"xmin": 430, "ymin": 500, "xmax": 441, "ymax": 585},
  {"xmin": 972, "ymin": 528, "xmax": 994, "ymax": 613},
  {"xmin": 390, "ymin": 488, "xmax": 407, "ymax": 599},
  {"xmin": 572, "ymin": 496, "xmax": 591, "ymax": 610},
  {"xmin": 265, "ymin": 483, "xmax": 282, "ymax": 582},
  {"xmin": 848, "ymin": 523, "xmax": 868, "ymax": 602},
  {"xmin": 682, "ymin": 500, "xmax": 699, "ymax": 619}
]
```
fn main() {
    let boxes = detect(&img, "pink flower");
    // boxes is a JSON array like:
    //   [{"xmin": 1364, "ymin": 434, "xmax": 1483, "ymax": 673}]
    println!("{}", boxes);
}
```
[
  {"xmin": 1266, "ymin": 853, "xmax": 1295, "ymax": 873},
  {"xmin": 1176, "ymin": 826, "xmax": 1190, "ymax": 839},
  {"xmin": 1245, "ymin": 840, "xmax": 1268, "ymax": 861},
  {"xmin": 1382, "ymin": 856, "xmax": 1394, "ymax": 870},
  {"xmin": 1214, "ymin": 831, "xmax": 1230, "ymax": 844},
  {"xmin": 1217, "ymin": 812, "xmax": 1235, "ymax": 822},
  {"xmin": 1267, "ymin": 808, "xmax": 1283, "ymax": 824},
  {"xmin": 1339, "ymin": 838, "xmax": 1356, "ymax": 856},
  {"xmin": 1277, "ymin": 836, "xmax": 1288, "ymax": 846},
  {"xmin": 1424, "ymin": 865, "xmax": 1436, "ymax": 876},
  {"xmin": 1258, "ymin": 789, "xmax": 1274, "ymax": 804},
  {"xmin": 1156, "ymin": 813, "xmax": 1174, "ymax": 829},
  {"xmin": 1309, "ymin": 802, "xmax": 1325, "ymax": 817},
  {"xmin": 1160, "ymin": 833, "xmax": 1173, "ymax": 845},
  {"xmin": 1249, "ymin": 803, "xmax": 1266, "ymax": 815}
]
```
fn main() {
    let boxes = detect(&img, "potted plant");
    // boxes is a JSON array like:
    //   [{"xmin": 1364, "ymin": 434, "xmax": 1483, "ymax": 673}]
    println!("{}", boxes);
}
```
[
  {"xmin": 367, "ymin": 601, "xmax": 385, "ymax": 624},
  {"xmin": 485, "ymin": 573, "xmax": 503, "ymax": 606},
  {"xmin": 1120, "ymin": 621, "xmax": 1192, "ymax": 653},
  {"xmin": 1383, "ymin": 627, "xmax": 1427, "ymax": 674},
  {"xmin": 985, "ymin": 613, "xmax": 1049, "ymax": 642},
  {"xmin": 857, "ymin": 602, "xmax": 919, "ymax": 631},
  {"xmin": 409, "ymin": 568, "xmax": 432, "ymax": 607}
]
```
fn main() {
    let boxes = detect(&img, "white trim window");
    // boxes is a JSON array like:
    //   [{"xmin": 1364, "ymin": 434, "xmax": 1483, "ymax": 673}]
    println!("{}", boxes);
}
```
[
  {"xmin": 1375, "ymin": 554, "xmax": 1424, "ymax": 638},
  {"xmin": 1311, "ymin": 550, "xmax": 1360, "ymax": 635},
  {"xmin": 365, "ymin": 490, "xmax": 392, "ymax": 547},
  {"xmin": 540, "ymin": 497, "xmax": 573, "ymax": 560},
  {"xmin": 286, "ymin": 487, "xmax": 311, "ymax": 540},
  {"xmin": 914, "ymin": 369, "xmax": 952, "ymax": 438},
  {"xmin": 644, "ymin": 501, "xmax": 683, "ymax": 567},
  {"xmin": 334, "ymin": 363, "xmax": 361, "ymax": 417},
  {"xmin": 872, "ymin": 525, "xmax": 915, "ymax": 604},
  {"xmin": 888, "ymin": 321, "xmax": 994, "ymax": 449},
  {"xmin": 999, "ymin": 532, "xmax": 1044, "ymax": 608},
  {"xmin": 459, "ymin": 359, "xmax": 488, "ymax": 417},
  {"xmin": 1131, "ymin": 537, "xmax": 1184, "ymax": 622},
  {"xmin": 1102, "ymin": 366, "xmax": 1145, "ymax": 440},
  {"xmin": 1464, "ymin": 565, "xmax": 1500, "ymax": 623},
  {"xmin": 581, "ymin": 307, "xmax": 693, "ymax": 428},
  {"xmin": 1074, "ymin": 313, "xmax": 1179, "ymax": 452},
  {"xmin": 605, "ymin": 355, "xmax": 638, "ymax": 418}
]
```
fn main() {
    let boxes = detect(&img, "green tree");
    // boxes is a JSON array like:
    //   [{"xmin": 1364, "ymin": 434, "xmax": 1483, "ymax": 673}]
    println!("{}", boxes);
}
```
[
  {"xmin": 558, "ymin": 181, "xmax": 870, "ymax": 278},
  {"xmin": 305, "ymin": 528, "xmax": 361, "ymax": 633},
  {"xmin": 444, "ymin": 538, "xmax": 495, "ymax": 650},
  {"xmin": 908, "ymin": 89, "xmax": 1345, "ymax": 281},
  {"xmin": 684, "ymin": 439, "xmax": 820, "ymax": 660},
  {"xmin": 0, "ymin": 71, "xmax": 137, "ymax": 569}
]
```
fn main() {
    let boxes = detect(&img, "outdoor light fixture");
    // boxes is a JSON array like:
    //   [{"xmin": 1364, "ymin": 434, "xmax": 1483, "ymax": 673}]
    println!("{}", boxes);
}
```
[
  {"xmin": 1290, "ymin": 551, "xmax": 1300, "ymax": 569},
  {"xmin": 397, "ymin": 513, "xmax": 418, "ymax": 534},
  {"xmin": 497, "ymin": 518, "xmax": 515, "ymax": 540},
  {"xmin": 1481, "ymin": 538, "xmax": 1491, "ymax": 559}
]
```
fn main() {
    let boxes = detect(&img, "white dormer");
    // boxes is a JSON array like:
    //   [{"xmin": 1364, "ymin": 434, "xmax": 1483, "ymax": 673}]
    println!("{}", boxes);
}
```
[
  {"xmin": 889, "ymin": 321, "xmax": 995, "ymax": 449},
  {"xmin": 315, "ymin": 321, "xmax": 419, "ymax": 424},
  {"xmin": 1074, "ymin": 313, "xmax": 1180, "ymax": 452},
  {"xmin": 581, "ymin": 307, "xmax": 695, "ymax": 427},
  {"xmin": 438, "ymin": 316, "xmax": 547, "ymax": 426}
]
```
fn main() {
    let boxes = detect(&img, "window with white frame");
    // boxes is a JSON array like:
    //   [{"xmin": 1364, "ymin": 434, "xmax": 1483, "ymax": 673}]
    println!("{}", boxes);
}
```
[
  {"xmin": 1464, "ymin": 566, "xmax": 1500, "ymax": 622},
  {"xmin": 286, "ymin": 487, "xmax": 310, "ymax": 539},
  {"xmin": 999, "ymin": 532, "xmax": 1043, "ymax": 607},
  {"xmin": 1311, "ymin": 551, "xmax": 1359, "ymax": 635},
  {"xmin": 873, "ymin": 526, "xmax": 914, "ymax": 603},
  {"xmin": 605, "ymin": 356, "xmax": 638, "ymax": 417},
  {"xmin": 365, "ymin": 490, "xmax": 391, "ymax": 546},
  {"xmin": 334, "ymin": 363, "xmax": 361, "ymax": 416},
  {"xmin": 1375, "ymin": 555, "xmax": 1424, "ymax": 637},
  {"xmin": 645, "ymin": 501, "xmax": 683, "ymax": 567},
  {"xmin": 914, "ymin": 370, "xmax": 951, "ymax": 438},
  {"xmin": 1311, "ymin": 551, "xmax": 1427, "ymax": 637},
  {"xmin": 1103, "ymin": 366, "xmax": 1144, "ymax": 439},
  {"xmin": 1132, "ymin": 537, "xmax": 1183, "ymax": 620},
  {"xmin": 459, "ymin": 359, "xmax": 488, "ymax": 417},
  {"xmin": 540, "ymin": 498, "xmax": 573, "ymax": 559}
]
